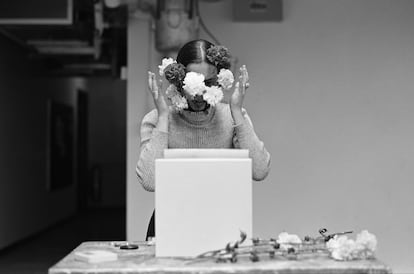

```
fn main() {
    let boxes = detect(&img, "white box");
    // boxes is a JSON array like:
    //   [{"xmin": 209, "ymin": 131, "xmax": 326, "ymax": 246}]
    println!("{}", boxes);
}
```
[
  {"xmin": 155, "ymin": 150, "xmax": 252, "ymax": 257},
  {"xmin": 163, "ymin": 148, "xmax": 249, "ymax": 159}
]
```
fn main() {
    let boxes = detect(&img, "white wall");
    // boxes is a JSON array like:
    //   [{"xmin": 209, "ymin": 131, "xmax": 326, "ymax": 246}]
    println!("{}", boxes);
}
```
[
  {"xmin": 126, "ymin": 14, "xmax": 157, "ymax": 242},
  {"xmin": 127, "ymin": 1, "xmax": 414, "ymax": 273}
]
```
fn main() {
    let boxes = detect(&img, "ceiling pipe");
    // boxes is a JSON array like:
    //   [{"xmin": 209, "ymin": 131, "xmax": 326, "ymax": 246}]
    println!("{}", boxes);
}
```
[{"xmin": 0, "ymin": 27, "xmax": 35, "ymax": 51}]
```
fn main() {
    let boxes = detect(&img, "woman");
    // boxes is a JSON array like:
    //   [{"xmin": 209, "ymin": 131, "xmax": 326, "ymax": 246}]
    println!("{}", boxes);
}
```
[{"xmin": 136, "ymin": 39, "xmax": 271, "ymax": 240}]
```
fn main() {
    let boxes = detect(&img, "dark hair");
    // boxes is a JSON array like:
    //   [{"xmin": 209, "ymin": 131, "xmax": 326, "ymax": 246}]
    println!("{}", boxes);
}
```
[{"xmin": 176, "ymin": 39, "xmax": 215, "ymax": 68}]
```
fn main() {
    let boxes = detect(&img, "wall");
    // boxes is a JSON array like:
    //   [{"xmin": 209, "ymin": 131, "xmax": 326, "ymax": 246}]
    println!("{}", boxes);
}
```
[
  {"xmin": 126, "ymin": 1, "xmax": 414, "ymax": 273},
  {"xmin": 126, "ymin": 14, "xmax": 157, "ymax": 244},
  {"xmin": 0, "ymin": 35, "xmax": 85, "ymax": 249},
  {"xmin": 86, "ymin": 79, "xmax": 126, "ymax": 208}
]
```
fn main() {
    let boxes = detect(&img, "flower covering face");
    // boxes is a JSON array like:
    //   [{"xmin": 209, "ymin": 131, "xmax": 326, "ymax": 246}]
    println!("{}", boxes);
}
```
[
  {"xmin": 159, "ymin": 57, "xmax": 235, "ymax": 112},
  {"xmin": 184, "ymin": 62, "xmax": 217, "ymax": 111}
]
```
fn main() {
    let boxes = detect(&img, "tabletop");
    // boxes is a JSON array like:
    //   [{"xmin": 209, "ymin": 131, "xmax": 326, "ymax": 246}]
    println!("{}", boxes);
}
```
[{"xmin": 48, "ymin": 241, "xmax": 392, "ymax": 274}]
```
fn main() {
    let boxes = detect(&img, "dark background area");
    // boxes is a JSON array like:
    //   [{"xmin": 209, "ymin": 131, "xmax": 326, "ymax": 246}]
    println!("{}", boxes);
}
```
[{"xmin": 0, "ymin": 1, "xmax": 128, "ymax": 272}]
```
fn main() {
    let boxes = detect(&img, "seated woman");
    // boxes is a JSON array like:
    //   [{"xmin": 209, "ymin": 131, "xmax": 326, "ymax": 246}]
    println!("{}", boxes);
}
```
[{"xmin": 136, "ymin": 39, "xmax": 271, "ymax": 240}]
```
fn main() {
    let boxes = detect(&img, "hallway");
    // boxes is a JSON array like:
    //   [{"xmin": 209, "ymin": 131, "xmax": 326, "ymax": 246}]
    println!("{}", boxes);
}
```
[{"xmin": 0, "ymin": 208, "xmax": 125, "ymax": 274}]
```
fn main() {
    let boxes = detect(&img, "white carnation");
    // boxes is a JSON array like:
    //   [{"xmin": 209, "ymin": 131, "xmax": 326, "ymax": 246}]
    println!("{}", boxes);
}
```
[
  {"xmin": 165, "ymin": 84, "xmax": 178, "ymax": 98},
  {"xmin": 327, "ymin": 236, "xmax": 357, "ymax": 261},
  {"xmin": 183, "ymin": 72, "xmax": 206, "ymax": 97},
  {"xmin": 165, "ymin": 84, "xmax": 188, "ymax": 111},
  {"xmin": 355, "ymin": 230, "xmax": 377, "ymax": 259},
  {"xmin": 217, "ymin": 69, "xmax": 234, "ymax": 90},
  {"xmin": 170, "ymin": 95, "xmax": 188, "ymax": 111},
  {"xmin": 158, "ymin": 58, "xmax": 176, "ymax": 77},
  {"xmin": 326, "ymin": 230, "xmax": 377, "ymax": 261},
  {"xmin": 203, "ymin": 86, "xmax": 223, "ymax": 106},
  {"xmin": 277, "ymin": 232, "xmax": 302, "ymax": 250}
]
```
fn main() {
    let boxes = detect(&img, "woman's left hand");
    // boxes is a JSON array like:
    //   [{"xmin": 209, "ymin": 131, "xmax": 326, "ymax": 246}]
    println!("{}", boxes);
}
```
[{"xmin": 230, "ymin": 65, "xmax": 249, "ymax": 112}]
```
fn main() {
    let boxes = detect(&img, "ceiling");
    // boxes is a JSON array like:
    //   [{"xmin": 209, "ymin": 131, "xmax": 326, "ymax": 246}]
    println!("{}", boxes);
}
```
[{"xmin": 0, "ymin": 0, "xmax": 127, "ymax": 77}]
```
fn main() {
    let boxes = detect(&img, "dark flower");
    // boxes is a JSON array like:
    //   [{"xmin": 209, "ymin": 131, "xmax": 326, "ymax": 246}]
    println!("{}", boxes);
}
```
[
  {"xmin": 206, "ymin": 45, "xmax": 231, "ymax": 70},
  {"xmin": 164, "ymin": 63, "xmax": 186, "ymax": 88}
]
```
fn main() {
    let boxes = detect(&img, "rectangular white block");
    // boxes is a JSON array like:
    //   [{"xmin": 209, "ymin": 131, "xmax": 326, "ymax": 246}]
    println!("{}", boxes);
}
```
[
  {"xmin": 163, "ymin": 148, "xmax": 249, "ymax": 159},
  {"xmin": 155, "ymin": 158, "xmax": 252, "ymax": 257}
]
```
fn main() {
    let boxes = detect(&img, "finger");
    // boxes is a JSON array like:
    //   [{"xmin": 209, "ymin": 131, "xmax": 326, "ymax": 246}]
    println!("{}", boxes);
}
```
[
  {"xmin": 152, "ymin": 73, "xmax": 158, "ymax": 91},
  {"xmin": 150, "ymin": 73, "xmax": 159, "ymax": 99},
  {"xmin": 239, "ymin": 67, "xmax": 245, "ymax": 86},
  {"xmin": 243, "ymin": 66, "xmax": 249, "ymax": 83},
  {"xmin": 153, "ymin": 80, "xmax": 159, "ymax": 100},
  {"xmin": 240, "ymin": 65, "xmax": 248, "ymax": 84},
  {"xmin": 239, "ymin": 67, "xmax": 249, "ymax": 94},
  {"xmin": 151, "ymin": 74, "xmax": 157, "ymax": 90},
  {"xmin": 157, "ymin": 78, "xmax": 163, "ymax": 93},
  {"xmin": 234, "ymin": 81, "xmax": 240, "ymax": 93},
  {"xmin": 152, "ymin": 72, "xmax": 159, "ymax": 90},
  {"xmin": 238, "ymin": 75, "xmax": 246, "ymax": 94},
  {"xmin": 148, "ymin": 71, "xmax": 153, "ymax": 91}
]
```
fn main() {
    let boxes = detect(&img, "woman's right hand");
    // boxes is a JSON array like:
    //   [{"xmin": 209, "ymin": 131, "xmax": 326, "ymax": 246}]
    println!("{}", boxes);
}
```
[{"xmin": 148, "ymin": 71, "xmax": 169, "ymax": 116}]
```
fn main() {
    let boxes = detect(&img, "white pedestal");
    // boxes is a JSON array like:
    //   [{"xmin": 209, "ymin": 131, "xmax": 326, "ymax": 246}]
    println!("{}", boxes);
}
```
[{"xmin": 155, "ymin": 158, "xmax": 252, "ymax": 257}]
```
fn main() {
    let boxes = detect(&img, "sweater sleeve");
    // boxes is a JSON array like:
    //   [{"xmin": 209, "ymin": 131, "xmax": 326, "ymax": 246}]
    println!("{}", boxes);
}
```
[
  {"xmin": 233, "ymin": 108, "xmax": 271, "ymax": 181},
  {"xmin": 135, "ymin": 109, "xmax": 169, "ymax": 192}
]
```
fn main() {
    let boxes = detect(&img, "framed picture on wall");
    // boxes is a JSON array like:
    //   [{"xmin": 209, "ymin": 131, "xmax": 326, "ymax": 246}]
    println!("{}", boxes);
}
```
[{"xmin": 46, "ymin": 100, "xmax": 74, "ymax": 191}]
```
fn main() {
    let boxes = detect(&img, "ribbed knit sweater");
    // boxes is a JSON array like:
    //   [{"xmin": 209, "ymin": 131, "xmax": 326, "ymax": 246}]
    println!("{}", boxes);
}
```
[{"xmin": 136, "ymin": 103, "xmax": 271, "ymax": 192}]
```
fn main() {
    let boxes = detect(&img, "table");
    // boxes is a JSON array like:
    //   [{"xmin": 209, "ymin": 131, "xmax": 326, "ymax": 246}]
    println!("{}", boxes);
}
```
[{"xmin": 49, "ymin": 241, "xmax": 392, "ymax": 274}]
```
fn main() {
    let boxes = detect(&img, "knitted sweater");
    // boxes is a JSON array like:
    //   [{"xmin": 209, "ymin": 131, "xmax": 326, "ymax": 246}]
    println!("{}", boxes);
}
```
[{"xmin": 136, "ymin": 103, "xmax": 271, "ymax": 192}]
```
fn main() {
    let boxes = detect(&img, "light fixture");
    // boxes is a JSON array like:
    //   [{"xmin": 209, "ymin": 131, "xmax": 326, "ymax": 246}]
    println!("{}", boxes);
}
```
[{"xmin": 155, "ymin": 0, "xmax": 199, "ymax": 56}]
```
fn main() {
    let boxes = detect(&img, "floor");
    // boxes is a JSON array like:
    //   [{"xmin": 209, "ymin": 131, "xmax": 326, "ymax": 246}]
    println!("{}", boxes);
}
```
[{"xmin": 0, "ymin": 208, "xmax": 126, "ymax": 274}]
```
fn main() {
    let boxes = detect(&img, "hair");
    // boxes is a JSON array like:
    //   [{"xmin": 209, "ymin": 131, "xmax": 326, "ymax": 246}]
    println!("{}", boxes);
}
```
[{"xmin": 176, "ymin": 39, "xmax": 215, "ymax": 68}]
